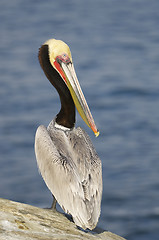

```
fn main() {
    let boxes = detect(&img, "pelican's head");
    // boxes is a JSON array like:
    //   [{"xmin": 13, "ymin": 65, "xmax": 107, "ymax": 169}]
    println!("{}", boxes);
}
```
[{"xmin": 44, "ymin": 38, "xmax": 99, "ymax": 137}]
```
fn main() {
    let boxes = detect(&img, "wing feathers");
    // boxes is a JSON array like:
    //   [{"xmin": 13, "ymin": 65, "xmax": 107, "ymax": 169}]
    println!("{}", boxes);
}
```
[{"xmin": 35, "ymin": 124, "xmax": 102, "ymax": 229}]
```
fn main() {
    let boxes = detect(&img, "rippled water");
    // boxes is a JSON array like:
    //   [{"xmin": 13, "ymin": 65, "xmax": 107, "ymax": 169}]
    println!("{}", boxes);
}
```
[{"xmin": 0, "ymin": 0, "xmax": 159, "ymax": 239}]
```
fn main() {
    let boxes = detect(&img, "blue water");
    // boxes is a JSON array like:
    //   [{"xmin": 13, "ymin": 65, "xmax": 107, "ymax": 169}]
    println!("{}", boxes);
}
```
[{"xmin": 0, "ymin": 0, "xmax": 159, "ymax": 239}]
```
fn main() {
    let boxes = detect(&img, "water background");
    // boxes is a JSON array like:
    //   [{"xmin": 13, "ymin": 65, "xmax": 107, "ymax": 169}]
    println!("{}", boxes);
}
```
[{"xmin": 0, "ymin": 0, "xmax": 159, "ymax": 239}]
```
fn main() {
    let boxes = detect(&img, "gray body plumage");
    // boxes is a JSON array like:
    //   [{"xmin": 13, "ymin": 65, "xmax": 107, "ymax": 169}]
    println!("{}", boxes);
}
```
[{"xmin": 35, "ymin": 119, "xmax": 102, "ymax": 230}]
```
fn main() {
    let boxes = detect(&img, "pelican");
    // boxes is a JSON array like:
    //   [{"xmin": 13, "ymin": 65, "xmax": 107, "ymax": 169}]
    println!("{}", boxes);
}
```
[{"xmin": 35, "ymin": 38, "xmax": 102, "ymax": 230}]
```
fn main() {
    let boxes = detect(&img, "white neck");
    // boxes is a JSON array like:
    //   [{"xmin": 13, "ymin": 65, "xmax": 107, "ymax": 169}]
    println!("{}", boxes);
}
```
[{"xmin": 54, "ymin": 122, "xmax": 71, "ymax": 131}]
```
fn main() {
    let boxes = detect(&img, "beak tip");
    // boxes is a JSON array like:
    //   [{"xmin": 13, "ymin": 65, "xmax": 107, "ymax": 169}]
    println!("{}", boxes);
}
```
[{"xmin": 95, "ymin": 130, "xmax": 100, "ymax": 137}]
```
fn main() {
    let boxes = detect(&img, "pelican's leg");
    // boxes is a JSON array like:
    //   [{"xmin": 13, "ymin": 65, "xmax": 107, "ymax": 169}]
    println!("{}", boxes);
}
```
[{"xmin": 51, "ymin": 194, "xmax": 57, "ymax": 211}]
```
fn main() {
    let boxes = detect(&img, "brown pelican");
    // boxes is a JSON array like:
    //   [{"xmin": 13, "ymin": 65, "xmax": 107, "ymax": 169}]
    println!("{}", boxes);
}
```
[{"xmin": 35, "ymin": 39, "xmax": 102, "ymax": 230}]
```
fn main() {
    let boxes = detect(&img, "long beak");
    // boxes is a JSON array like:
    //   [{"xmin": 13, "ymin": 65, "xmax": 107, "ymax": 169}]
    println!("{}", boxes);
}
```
[{"xmin": 61, "ymin": 62, "xmax": 99, "ymax": 137}]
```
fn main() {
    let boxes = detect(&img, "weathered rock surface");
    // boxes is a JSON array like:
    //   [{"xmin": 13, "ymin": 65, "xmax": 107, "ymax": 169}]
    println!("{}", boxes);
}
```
[{"xmin": 0, "ymin": 198, "xmax": 126, "ymax": 240}]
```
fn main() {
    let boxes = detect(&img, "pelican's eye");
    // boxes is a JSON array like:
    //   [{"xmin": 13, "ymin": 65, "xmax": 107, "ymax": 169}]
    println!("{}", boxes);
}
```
[{"xmin": 56, "ymin": 53, "xmax": 71, "ymax": 65}]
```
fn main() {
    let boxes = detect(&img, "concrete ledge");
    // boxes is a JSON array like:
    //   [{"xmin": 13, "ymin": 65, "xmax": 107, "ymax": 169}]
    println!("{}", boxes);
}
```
[{"xmin": 0, "ymin": 198, "xmax": 126, "ymax": 240}]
